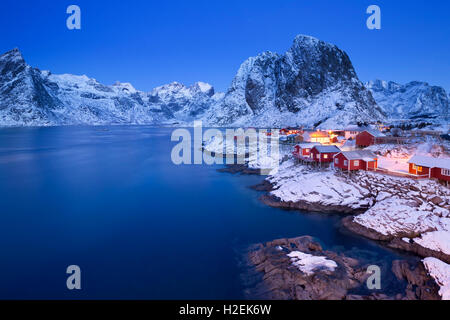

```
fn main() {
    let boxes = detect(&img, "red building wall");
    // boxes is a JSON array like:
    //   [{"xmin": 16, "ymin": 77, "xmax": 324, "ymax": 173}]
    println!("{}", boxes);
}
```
[
  {"xmin": 293, "ymin": 146, "xmax": 312, "ymax": 158},
  {"xmin": 431, "ymin": 167, "xmax": 450, "ymax": 182},
  {"xmin": 310, "ymin": 148, "xmax": 337, "ymax": 163},
  {"xmin": 334, "ymin": 154, "xmax": 378, "ymax": 171},
  {"xmin": 302, "ymin": 147, "xmax": 312, "ymax": 157},
  {"xmin": 367, "ymin": 160, "xmax": 378, "ymax": 170},
  {"xmin": 409, "ymin": 163, "xmax": 430, "ymax": 176},
  {"xmin": 356, "ymin": 131, "xmax": 375, "ymax": 147},
  {"xmin": 334, "ymin": 153, "xmax": 349, "ymax": 169}
]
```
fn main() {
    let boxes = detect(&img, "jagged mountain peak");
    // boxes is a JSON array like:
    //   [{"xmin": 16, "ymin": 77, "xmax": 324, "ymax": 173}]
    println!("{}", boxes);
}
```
[
  {"xmin": 0, "ymin": 47, "xmax": 27, "ymax": 77},
  {"xmin": 0, "ymin": 47, "xmax": 24, "ymax": 61},
  {"xmin": 204, "ymin": 34, "xmax": 384, "ymax": 128}
]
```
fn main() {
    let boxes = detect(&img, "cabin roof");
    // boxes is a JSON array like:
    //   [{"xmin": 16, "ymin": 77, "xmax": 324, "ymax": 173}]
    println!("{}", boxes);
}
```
[
  {"xmin": 362, "ymin": 129, "xmax": 385, "ymax": 138},
  {"xmin": 312, "ymin": 145, "xmax": 341, "ymax": 153},
  {"xmin": 407, "ymin": 155, "xmax": 450, "ymax": 170},
  {"xmin": 296, "ymin": 142, "xmax": 317, "ymax": 149},
  {"xmin": 337, "ymin": 150, "xmax": 377, "ymax": 160}
]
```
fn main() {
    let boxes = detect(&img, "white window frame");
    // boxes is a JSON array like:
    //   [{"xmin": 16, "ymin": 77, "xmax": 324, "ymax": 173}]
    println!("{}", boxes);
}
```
[
  {"xmin": 335, "ymin": 158, "xmax": 339, "ymax": 164},
  {"xmin": 354, "ymin": 160, "xmax": 359, "ymax": 166},
  {"xmin": 324, "ymin": 154, "xmax": 328, "ymax": 159},
  {"xmin": 344, "ymin": 160, "xmax": 348, "ymax": 166},
  {"xmin": 442, "ymin": 168, "xmax": 450, "ymax": 176}
]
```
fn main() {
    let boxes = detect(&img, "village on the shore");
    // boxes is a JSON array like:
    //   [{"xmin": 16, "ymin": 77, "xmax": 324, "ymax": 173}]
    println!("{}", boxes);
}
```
[
  {"xmin": 276, "ymin": 125, "xmax": 450, "ymax": 186},
  {"xmin": 204, "ymin": 123, "xmax": 450, "ymax": 300}
]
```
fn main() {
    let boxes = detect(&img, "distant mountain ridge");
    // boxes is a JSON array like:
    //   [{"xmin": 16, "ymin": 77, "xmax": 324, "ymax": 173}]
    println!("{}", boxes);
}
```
[
  {"xmin": 366, "ymin": 80, "xmax": 449, "ymax": 129},
  {"xmin": 0, "ymin": 48, "xmax": 220, "ymax": 126},
  {"xmin": 0, "ymin": 36, "xmax": 448, "ymax": 130}
]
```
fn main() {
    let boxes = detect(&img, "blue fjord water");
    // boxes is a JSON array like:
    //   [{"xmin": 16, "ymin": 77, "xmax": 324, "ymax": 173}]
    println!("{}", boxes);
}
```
[{"xmin": 0, "ymin": 126, "xmax": 412, "ymax": 299}]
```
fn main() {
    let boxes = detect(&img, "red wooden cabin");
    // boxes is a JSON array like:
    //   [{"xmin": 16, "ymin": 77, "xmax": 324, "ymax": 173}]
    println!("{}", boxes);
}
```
[
  {"xmin": 293, "ymin": 143, "xmax": 317, "ymax": 160},
  {"xmin": 334, "ymin": 150, "xmax": 378, "ymax": 171},
  {"xmin": 310, "ymin": 145, "xmax": 341, "ymax": 163},
  {"xmin": 356, "ymin": 130, "xmax": 385, "ymax": 147},
  {"xmin": 407, "ymin": 155, "xmax": 450, "ymax": 182}
]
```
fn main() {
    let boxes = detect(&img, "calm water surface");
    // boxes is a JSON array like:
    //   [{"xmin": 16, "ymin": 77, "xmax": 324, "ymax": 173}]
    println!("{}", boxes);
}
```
[{"xmin": 0, "ymin": 126, "xmax": 413, "ymax": 299}]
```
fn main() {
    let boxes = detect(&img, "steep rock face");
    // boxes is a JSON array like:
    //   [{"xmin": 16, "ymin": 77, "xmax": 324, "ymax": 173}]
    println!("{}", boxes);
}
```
[
  {"xmin": 0, "ymin": 48, "xmax": 218, "ymax": 126},
  {"xmin": 204, "ymin": 35, "xmax": 384, "ymax": 128},
  {"xmin": 0, "ymin": 48, "xmax": 62, "ymax": 125},
  {"xmin": 366, "ymin": 80, "xmax": 449, "ymax": 127}
]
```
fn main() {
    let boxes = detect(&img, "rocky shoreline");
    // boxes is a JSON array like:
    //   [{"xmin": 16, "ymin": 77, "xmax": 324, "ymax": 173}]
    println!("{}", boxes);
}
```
[
  {"xmin": 218, "ymin": 162, "xmax": 450, "ymax": 300},
  {"xmin": 244, "ymin": 236, "xmax": 440, "ymax": 300},
  {"xmin": 342, "ymin": 216, "xmax": 450, "ymax": 264}
]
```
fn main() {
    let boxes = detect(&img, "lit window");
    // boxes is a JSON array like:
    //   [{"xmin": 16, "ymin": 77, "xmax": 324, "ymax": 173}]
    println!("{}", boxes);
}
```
[
  {"xmin": 412, "ymin": 164, "xmax": 417, "ymax": 170},
  {"xmin": 324, "ymin": 154, "xmax": 328, "ymax": 159},
  {"xmin": 442, "ymin": 169, "xmax": 450, "ymax": 176},
  {"xmin": 418, "ymin": 166, "xmax": 423, "ymax": 172},
  {"xmin": 354, "ymin": 160, "xmax": 359, "ymax": 166}
]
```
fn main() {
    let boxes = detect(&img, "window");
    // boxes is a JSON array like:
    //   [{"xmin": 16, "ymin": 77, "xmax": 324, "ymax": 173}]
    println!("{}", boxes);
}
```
[
  {"xmin": 442, "ymin": 169, "xmax": 450, "ymax": 176},
  {"xmin": 324, "ymin": 154, "xmax": 328, "ymax": 159},
  {"xmin": 335, "ymin": 158, "xmax": 339, "ymax": 164},
  {"xmin": 316, "ymin": 154, "xmax": 319, "ymax": 159},
  {"xmin": 354, "ymin": 160, "xmax": 359, "ymax": 166},
  {"xmin": 418, "ymin": 166, "xmax": 423, "ymax": 172},
  {"xmin": 412, "ymin": 164, "xmax": 417, "ymax": 170},
  {"xmin": 344, "ymin": 160, "xmax": 348, "ymax": 166}
]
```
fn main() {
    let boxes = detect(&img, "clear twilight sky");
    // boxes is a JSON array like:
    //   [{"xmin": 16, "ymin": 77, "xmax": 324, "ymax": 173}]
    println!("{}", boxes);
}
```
[{"xmin": 0, "ymin": 0, "xmax": 449, "ymax": 93}]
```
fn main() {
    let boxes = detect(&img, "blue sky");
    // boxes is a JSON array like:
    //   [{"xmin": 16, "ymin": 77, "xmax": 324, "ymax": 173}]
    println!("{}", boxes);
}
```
[{"xmin": 1, "ymin": 0, "xmax": 449, "ymax": 92}]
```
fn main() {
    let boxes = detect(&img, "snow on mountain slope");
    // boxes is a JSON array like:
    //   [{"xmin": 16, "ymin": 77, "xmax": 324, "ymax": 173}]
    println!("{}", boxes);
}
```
[
  {"xmin": 366, "ymin": 80, "xmax": 449, "ymax": 129},
  {"xmin": 0, "ymin": 48, "xmax": 218, "ymax": 126},
  {"xmin": 203, "ymin": 35, "xmax": 385, "ymax": 128}
]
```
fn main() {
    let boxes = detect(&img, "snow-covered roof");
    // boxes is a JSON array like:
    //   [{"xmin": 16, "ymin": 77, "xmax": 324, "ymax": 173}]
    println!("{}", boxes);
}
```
[
  {"xmin": 363, "ymin": 129, "xmax": 385, "ymax": 137},
  {"xmin": 408, "ymin": 155, "xmax": 450, "ymax": 170},
  {"xmin": 337, "ymin": 150, "xmax": 377, "ymax": 160},
  {"xmin": 312, "ymin": 145, "xmax": 340, "ymax": 153},
  {"xmin": 296, "ymin": 142, "xmax": 317, "ymax": 149}
]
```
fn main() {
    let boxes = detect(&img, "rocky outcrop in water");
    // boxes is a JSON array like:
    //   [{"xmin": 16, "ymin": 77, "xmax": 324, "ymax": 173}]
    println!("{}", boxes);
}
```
[{"xmin": 245, "ymin": 236, "xmax": 440, "ymax": 300}]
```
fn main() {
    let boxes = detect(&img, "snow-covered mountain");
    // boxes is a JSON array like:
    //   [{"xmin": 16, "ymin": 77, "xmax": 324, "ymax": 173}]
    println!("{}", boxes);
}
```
[
  {"xmin": 203, "ymin": 35, "xmax": 385, "ymax": 128},
  {"xmin": 1, "ymin": 37, "xmax": 447, "ymax": 129},
  {"xmin": 0, "ymin": 48, "xmax": 219, "ymax": 126},
  {"xmin": 366, "ymin": 80, "xmax": 449, "ymax": 129}
]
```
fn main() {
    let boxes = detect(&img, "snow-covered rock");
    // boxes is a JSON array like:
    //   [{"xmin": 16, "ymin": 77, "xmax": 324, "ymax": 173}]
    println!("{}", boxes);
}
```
[
  {"xmin": 423, "ymin": 257, "xmax": 450, "ymax": 300},
  {"xmin": 203, "ymin": 35, "xmax": 385, "ymax": 128},
  {"xmin": 287, "ymin": 251, "xmax": 337, "ymax": 275},
  {"xmin": 268, "ymin": 159, "xmax": 372, "ymax": 210},
  {"xmin": 265, "ymin": 158, "xmax": 450, "ymax": 260}
]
